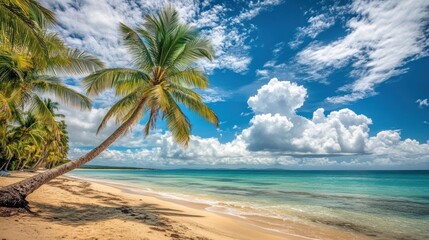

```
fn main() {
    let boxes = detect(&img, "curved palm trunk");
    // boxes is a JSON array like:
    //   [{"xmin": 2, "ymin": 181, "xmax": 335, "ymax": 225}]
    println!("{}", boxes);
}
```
[{"xmin": 0, "ymin": 101, "xmax": 145, "ymax": 208}]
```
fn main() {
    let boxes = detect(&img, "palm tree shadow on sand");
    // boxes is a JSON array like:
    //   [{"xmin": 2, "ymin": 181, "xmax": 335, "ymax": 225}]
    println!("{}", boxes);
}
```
[
  {"xmin": 29, "ymin": 177, "xmax": 203, "ymax": 228},
  {"xmin": 11, "ymin": 177, "xmax": 206, "ymax": 240},
  {"xmin": 32, "ymin": 202, "xmax": 202, "ymax": 227}
]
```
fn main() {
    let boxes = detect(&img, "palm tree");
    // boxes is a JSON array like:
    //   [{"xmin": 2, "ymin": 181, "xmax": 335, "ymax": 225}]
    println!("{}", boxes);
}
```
[
  {"xmin": 9, "ymin": 113, "xmax": 44, "ymax": 170},
  {"xmin": 0, "ymin": 99, "xmax": 70, "ymax": 171},
  {"xmin": 0, "ymin": 32, "xmax": 104, "ymax": 155},
  {"xmin": 0, "ymin": 7, "xmax": 218, "ymax": 209},
  {"xmin": 0, "ymin": 30, "xmax": 104, "ymax": 174},
  {"xmin": 0, "ymin": 31, "xmax": 104, "ymax": 115},
  {"xmin": 0, "ymin": 0, "xmax": 77, "ymax": 172},
  {"xmin": 0, "ymin": 112, "xmax": 44, "ymax": 171},
  {"xmin": 30, "ymin": 99, "xmax": 69, "ymax": 171}
]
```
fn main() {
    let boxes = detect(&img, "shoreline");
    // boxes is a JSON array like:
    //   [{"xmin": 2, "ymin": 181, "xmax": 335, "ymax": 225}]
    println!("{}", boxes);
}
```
[
  {"xmin": 0, "ymin": 172, "xmax": 372, "ymax": 240},
  {"xmin": 65, "ymin": 173, "xmax": 373, "ymax": 240}
]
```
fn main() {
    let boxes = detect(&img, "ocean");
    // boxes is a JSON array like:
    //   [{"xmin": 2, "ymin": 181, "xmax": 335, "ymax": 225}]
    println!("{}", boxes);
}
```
[{"xmin": 68, "ymin": 169, "xmax": 429, "ymax": 240}]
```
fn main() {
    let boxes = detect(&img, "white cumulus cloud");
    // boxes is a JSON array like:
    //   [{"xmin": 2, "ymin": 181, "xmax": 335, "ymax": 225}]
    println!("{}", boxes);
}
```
[
  {"xmin": 248, "ymin": 79, "xmax": 307, "ymax": 116},
  {"xmin": 242, "ymin": 78, "xmax": 372, "ymax": 154},
  {"xmin": 66, "ymin": 78, "xmax": 429, "ymax": 169}
]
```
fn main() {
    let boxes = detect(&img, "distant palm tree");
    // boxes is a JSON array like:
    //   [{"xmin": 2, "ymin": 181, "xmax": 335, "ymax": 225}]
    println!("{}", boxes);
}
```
[
  {"xmin": 0, "ymin": 99, "xmax": 69, "ymax": 171},
  {"xmin": 1, "ymin": 112, "xmax": 44, "ymax": 171},
  {"xmin": 30, "ymin": 99, "xmax": 69, "ymax": 171},
  {"xmin": 0, "ymin": 7, "xmax": 218, "ymax": 209}
]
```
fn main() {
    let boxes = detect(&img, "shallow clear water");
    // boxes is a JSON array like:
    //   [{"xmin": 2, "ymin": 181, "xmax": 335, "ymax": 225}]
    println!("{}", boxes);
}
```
[{"xmin": 69, "ymin": 169, "xmax": 429, "ymax": 239}]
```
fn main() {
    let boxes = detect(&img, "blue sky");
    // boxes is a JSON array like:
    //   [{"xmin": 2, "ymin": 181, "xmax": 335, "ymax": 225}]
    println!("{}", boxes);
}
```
[{"xmin": 41, "ymin": 0, "xmax": 429, "ymax": 169}]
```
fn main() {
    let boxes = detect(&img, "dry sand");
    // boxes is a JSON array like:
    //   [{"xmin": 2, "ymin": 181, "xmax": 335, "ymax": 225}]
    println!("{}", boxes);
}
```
[{"xmin": 0, "ymin": 172, "xmax": 371, "ymax": 240}]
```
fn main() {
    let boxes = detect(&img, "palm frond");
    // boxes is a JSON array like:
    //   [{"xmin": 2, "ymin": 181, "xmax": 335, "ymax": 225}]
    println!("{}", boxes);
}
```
[
  {"xmin": 0, "ymin": 92, "xmax": 12, "ymax": 120},
  {"xmin": 0, "ymin": 49, "xmax": 30, "ymax": 84},
  {"xmin": 143, "ymin": 108, "xmax": 158, "ymax": 136},
  {"xmin": 120, "ymin": 23, "xmax": 154, "ymax": 72},
  {"xmin": 147, "ymin": 85, "xmax": 171, "ymax": 111},
  {"xmin": 158, "ymin": 24, "xmax": 193, "ymax": 68},
  {"xmin": 45, "ymin": 49, "xmax": 104, "ymax": 75},
  {"xmin": 168, "ymin": 67, "xmax": 209, "ymax": 89},
  {"xmin": 167, "ymin": 37, "xmax": 214, "ymax": 69},
  {"xmin": 136, "ymin": 27, "xmax": 158, "ymax": 66},
  {"xmin": 29, "ymin": 94, "xmax": 60, "ymax": 138},
  {"xmin": 164, "ymin": 97, "xmax": 191, "ymax": 146},
  {"xmin": 0, "ymin": 0, "xmax": 55, "ymax": 56},
  {"xmin": 170, "ymin": 86, "xmax": 218, "ymax": 127},
  {"xmin": 83, "ymin": 68, "xmax": 150, "ymax": 96},
  {"xmin": 27, "ymin": 0, "xmax": 55, "ymax": 27},
  {"xmin": 96, "ymin": 87, "xmax": 143, "ymax": 133},
  {"xmin": 33, "ymin": 76, "xmax": 91, "ymax": 109}
]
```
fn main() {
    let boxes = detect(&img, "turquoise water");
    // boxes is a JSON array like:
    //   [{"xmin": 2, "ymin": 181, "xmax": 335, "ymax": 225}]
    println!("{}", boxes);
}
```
[{"xmin": 69, "ymin": 169, "xmax": 429, "ymax": 239}]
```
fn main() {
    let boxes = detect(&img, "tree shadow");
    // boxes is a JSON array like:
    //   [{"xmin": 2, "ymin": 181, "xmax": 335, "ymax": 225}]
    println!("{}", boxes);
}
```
[{"xmin": 31, "ymin": 201, "xmax": 203, "ymax": 227}]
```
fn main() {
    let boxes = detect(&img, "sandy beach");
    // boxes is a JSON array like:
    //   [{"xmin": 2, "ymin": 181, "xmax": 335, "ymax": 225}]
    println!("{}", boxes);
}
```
[{"xmin": 0, "ymin": 172, "xmax": 373, "ymax": 240}]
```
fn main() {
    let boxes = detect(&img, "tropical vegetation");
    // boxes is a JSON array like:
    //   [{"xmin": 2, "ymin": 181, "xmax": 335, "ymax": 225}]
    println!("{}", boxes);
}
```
[
  {"xmin": 0, "ymin": 2, "xmax": 218, "ymax": 209},
  {"xmin": 0, "ymin": 100, "xmax": 70, "ymax": 171},
  {"xmin": 0, "ymin": 0, "xmax": 103, "ymax": 173}
]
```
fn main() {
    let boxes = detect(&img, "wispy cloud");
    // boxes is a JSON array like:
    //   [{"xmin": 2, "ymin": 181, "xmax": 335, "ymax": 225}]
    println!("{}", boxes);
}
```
[
  {"xmin": 289, "ymin": 3, "xmax": 348, "ymax": 49},
  {"xmin": 416, "ymin": 98, "xmax": 429, "ymax": 108},
  {"xmin": 234, "ymin": 0, "xmax": 283, "ymax": 22},
  {"xmin": 289, "ymin": 13, "xmax": 335, "ymax": 49},
  {"xmin": 295, "ymin": 0, "xmax": 429, "ymax": 104},
  {"xmin": 254, "ymin": 42, "xmax": 297, "ymax": 83},
  {"xmin": 199, "ymin": 87, "xmax": 230, "ymax": 103},
  {"xmin": 41, "ymin": 0, "xmax": 282, "ymax": 74}
]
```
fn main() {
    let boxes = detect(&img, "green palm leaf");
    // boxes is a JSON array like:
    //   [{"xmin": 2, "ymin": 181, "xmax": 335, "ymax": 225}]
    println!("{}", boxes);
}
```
[
  {"xmin": 169, "ymin": 67, "xmax": 209, "ymax": 89},
  {"xmin": 0, "ymin": 92, "xmax": 12, "ymax": 120},
  {"xmin": 83, "ymin": 68, "xmax": 150, "ymax": 96},
  {"xmin": 120, "ymin": 23, "xmax": 155, "ymax": 72},
  {"xmin": 33, "ymin": 76, "xmax": 91, "ymax": 109},
  {"xmin": 164, "ymin": 98, "xmax": 191, "ymax": 146},
  {"xmin": 170, "ymin": 87, "xmax": 218, "ymax": 127},
  {"xmin": 0, "ymin": 0, "xmax": 55, "ymax": 56},
  {"xmin": 96, "ymin": 87, "xmax": 144, "ymax": 133},
  {"xmin": 45, "ymin": 49, "xmax": 105, "ymax": 76}
]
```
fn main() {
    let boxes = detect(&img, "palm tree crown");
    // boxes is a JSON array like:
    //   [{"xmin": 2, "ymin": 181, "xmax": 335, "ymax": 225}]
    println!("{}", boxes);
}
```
[{"xmin": 83, "ymin": 7, "xmax": 218, "ymax": 146}]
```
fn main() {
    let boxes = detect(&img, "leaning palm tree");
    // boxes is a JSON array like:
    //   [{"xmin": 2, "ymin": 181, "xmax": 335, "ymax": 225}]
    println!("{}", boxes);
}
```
[{"xmin": 0, "ymin": 7, "xmax": 218, "ymax": 209}]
